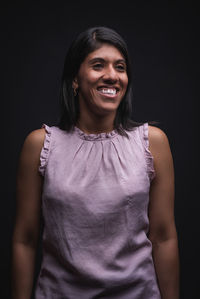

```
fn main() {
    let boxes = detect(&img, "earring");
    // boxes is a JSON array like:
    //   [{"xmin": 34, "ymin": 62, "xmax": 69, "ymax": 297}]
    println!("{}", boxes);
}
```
[{"xmin": 73, "ymin": 87, "xmax": 78, "ymax": 97}]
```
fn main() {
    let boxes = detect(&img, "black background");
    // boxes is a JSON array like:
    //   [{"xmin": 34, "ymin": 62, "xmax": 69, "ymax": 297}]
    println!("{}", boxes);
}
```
[{"xmin": 1, "ymin": 1, "xmax": 199, "ymax": 298}]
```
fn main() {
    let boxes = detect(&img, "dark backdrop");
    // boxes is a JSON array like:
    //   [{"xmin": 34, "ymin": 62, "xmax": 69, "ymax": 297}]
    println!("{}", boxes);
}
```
[{"xmin": 1, "ymin": 1, "xmax": 199, "ymax": 298}]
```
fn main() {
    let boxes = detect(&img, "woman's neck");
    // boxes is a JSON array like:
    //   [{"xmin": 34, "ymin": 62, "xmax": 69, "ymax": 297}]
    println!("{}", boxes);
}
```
[{"xmin": 76, "ymin": 113, "xmax": 116, "ymax": 134}]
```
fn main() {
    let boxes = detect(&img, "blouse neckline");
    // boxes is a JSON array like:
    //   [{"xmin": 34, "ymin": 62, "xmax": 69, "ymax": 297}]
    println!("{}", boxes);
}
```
[{"xmin": 74, "ymin": 126, "xmax": 118, "ymax": 141}]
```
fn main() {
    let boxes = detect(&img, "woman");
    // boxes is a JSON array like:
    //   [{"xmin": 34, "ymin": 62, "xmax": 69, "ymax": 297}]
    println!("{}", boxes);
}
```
[{"xmin": 12, "ymin": 26, "xmax": 179, "ymax": 299}]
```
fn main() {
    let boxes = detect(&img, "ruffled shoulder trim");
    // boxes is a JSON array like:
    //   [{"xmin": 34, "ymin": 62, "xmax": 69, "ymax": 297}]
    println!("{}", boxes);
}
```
[
  {"xmin": 38, "ymin": 124, "xmax": 51, "ymax": 176},
  {"xmin": 142, "ymin": 123, "xmax": 156, "ymax": 182}
]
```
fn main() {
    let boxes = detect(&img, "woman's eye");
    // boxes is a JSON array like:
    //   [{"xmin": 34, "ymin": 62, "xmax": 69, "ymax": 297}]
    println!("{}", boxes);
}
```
[
  {"xmin": 116, "ymin": 65, "xmax": 126, "ymax": 71},
  {"xmin": 93, "ymin": 64, "xmax": 103, "ymax": 69}
]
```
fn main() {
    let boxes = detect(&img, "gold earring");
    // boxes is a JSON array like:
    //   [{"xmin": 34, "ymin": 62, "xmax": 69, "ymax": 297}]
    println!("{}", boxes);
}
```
[{"xmin": 73, "ymin": 87, "xmax": 78, "ymax": 97}]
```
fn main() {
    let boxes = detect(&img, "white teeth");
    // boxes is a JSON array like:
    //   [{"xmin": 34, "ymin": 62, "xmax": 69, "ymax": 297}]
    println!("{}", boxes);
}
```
[{"xmin": 100, "ymin": 88, "xmax": 117, "ymax": 95}]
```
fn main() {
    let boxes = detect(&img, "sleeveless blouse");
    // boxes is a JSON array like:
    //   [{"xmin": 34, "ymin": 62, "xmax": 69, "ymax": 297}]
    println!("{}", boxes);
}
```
[{"xmin": 35, "ymin": 123, "xmax": 161, "ymax": 299}]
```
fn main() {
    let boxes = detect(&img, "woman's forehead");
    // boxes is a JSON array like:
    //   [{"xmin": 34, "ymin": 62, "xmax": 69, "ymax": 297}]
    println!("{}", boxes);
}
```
[{"xmin": 85, "ymin": 44, "xmax": 125, "ymax": 62}]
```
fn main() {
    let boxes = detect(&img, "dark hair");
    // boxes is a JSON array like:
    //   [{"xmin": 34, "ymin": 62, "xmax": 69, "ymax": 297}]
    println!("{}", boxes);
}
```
[{"xmin": 58, "ymin": 26, "xmax": 152, "ymax": 137}]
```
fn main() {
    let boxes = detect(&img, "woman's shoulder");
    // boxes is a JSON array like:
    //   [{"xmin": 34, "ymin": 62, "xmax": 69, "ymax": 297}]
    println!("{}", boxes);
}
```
[
  {"xmin": 23, "ymin": 128, "xmax": 46, "ymax": 149},
  {"xmin": 148, "ymin": 125, "xmax": 169, "ymax": 143},
  {"xmin": 19, "ymin": 128, "xmax": 46, "ymax": 164},
  {"xmin": 148, "ymin": 125, "xmax": 172, "ymax": 160}
]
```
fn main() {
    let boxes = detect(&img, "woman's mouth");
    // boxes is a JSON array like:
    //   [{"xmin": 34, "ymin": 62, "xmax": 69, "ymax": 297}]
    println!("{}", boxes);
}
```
[{"xmin": 97, "ymin": 87, "xmax": 118, "ymax": 98}]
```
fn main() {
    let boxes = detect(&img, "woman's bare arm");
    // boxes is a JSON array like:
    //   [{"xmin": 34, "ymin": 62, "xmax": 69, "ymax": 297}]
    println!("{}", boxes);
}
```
[
  {"xmin": 148, "ymin": 125, "xmax": 180, "ymax": 299},
  {"xmin": 12, "ymin": 128, "xmax": 45, "ymax": 299}
]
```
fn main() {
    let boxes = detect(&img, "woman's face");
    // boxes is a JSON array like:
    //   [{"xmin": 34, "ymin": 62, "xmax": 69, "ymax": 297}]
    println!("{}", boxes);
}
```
[{"xmin": 73, "ymin": 43, "xmax": 128, "ymax": 117}]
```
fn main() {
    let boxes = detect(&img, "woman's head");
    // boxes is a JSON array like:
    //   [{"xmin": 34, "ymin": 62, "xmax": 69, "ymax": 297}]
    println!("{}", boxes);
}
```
[
  {"xmin": 59, "ymin": 26, "xmax": 138, "ymax": 135},
  {"xmin": 73, "ymin": 43, "xmax": 128, "ymax": 120}
]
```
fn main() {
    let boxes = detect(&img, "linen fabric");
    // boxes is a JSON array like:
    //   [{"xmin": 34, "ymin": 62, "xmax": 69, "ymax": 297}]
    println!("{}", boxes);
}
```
[{"xmin": 34, "ymin": 123, "xmax": 161, "ymax": 299}]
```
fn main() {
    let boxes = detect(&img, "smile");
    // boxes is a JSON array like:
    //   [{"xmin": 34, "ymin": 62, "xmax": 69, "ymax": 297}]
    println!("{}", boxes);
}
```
[{"xmin": 97, "ymin": 87, "xmax": 118, "ymax": 97}]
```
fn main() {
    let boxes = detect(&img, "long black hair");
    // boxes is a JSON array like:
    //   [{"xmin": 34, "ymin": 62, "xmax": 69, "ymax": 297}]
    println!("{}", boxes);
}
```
[{"xmin": 58, "ymin": 26, "xmax": 150, "ymax": 137}]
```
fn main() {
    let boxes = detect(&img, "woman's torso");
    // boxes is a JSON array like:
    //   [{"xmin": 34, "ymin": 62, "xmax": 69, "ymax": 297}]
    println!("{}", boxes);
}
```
[{"xmin": 34, "ymin": 123, "xmax": 161, "ymax": 299}]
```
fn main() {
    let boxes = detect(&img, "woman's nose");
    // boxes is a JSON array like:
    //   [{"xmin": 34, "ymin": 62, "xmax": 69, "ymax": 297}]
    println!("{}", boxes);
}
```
[{"xmin": 102, "ymin": 66, "xmax": 118, "ymax": 82}]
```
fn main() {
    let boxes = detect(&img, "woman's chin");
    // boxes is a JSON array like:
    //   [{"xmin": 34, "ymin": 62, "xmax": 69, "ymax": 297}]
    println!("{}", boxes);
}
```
[{"xmin": 95, "ymin": 103, "xmax": 119, "ymax": 115}]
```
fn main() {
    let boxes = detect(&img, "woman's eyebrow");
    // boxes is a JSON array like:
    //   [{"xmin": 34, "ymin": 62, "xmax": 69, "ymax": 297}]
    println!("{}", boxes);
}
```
[
  {"xmin": 88, "ymin": 57, "xmax": 105, "ymax": 64},
  {"xmin": 88, "ymin": 57, "xmax": 126, "ymax": 64}
]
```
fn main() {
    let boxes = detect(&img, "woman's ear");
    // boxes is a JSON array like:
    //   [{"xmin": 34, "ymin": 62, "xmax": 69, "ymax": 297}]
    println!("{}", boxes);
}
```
[
  {"xmin": 72, "ymin": 77, "xmax": 79, "ymax": 97},
  {"xmin": 72, "ymin": 77, "xmax": 78, "ymax": 90}
]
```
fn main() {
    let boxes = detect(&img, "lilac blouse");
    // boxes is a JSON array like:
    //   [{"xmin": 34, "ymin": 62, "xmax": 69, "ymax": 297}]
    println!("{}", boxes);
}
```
[{"xmin": 34, "ymin": 123, "xmax": 161, "ymax": 299}]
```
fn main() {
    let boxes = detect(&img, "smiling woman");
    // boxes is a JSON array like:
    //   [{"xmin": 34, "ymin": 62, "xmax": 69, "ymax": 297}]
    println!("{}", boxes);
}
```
[
  {"xmin": 73, "ymin": 44, "xmax": 128, "ymax": 126},
  {"xmin": 12, "ymin": 26, "xmax": 179, "ymax": 299},
  {"xmin": 58, "ymin": 26, "xmax": 142, "ymax": 136}
]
